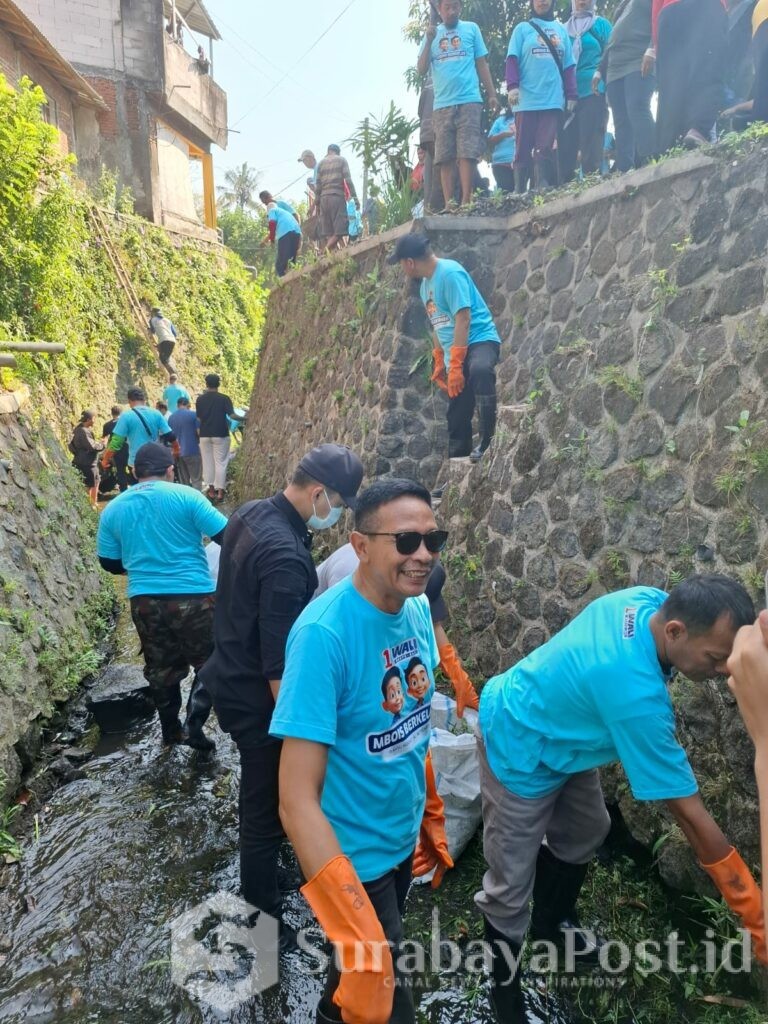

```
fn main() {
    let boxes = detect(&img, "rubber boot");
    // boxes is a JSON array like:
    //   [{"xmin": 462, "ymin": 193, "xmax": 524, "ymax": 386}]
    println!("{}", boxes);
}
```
[
  {"xmin": 182, "ymin": 675, "xmax": 215, "ymax": 751},
  {"xmin": 484, "ymin": 918, "xmax": 525, "ymax": 1023},
  {"xmin": 471, "ymin": 394, "xmax": 498, "ymax": 462},
  {"xmin": 529, "ymin": 845, "xmax": 604, "ymax": 967},
  {"xmin": 151, "ymin": 682, "xmax": 183, "ymax": 745}
]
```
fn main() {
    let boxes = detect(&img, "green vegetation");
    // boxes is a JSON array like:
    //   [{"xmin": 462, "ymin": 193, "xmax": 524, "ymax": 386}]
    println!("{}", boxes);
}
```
[
  {"xmin": 598, "ymin": 366, "xmax": 643, "ymax": 402},
  {"xmin": 0, "ymin": 74, "xmax": 264, "ymax": 427}
]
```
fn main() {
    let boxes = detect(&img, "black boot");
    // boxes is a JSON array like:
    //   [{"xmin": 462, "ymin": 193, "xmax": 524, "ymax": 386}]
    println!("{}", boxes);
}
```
[
  {"xmin": 530, "ymin": 845, "xmax": 604, "ymax": 967},
  {"xmin": 182, "ymin": 675, "xmax": 215, "ymax": 751},
  {"xmin": 484, "ymin": 918, "xmax": 525, "ymax": 1023},
  {"xmin": 153, "ymin": 683, "xmax": 184, "ymax": 745},
  {"xmin": 472, "ymin": 394, "xmax": 497, "ymax": 462}
]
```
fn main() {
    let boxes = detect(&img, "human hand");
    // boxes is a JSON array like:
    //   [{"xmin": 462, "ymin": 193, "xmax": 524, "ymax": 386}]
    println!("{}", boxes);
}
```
[
  {"xmin": 591, "ymin": 71, "xmax": 602, "ymax": 95},
  {"xmin": 488, "ymin": 94, "xmax": 500, "ymax": 114},
  {"xmin": 412, "ymin": 751, "xmax": 454, "ymax": 888},
  {"xmin": 507, "ymin": 88, "xmax": 520, "ymax": 108},
  {"xmin": 567, "ymin": 99, "xmax": 577, "ymax": 113},
  {"xmin": 641, "ymin": 50, "xmax": 655, "ymax": 77},
  {"xmin": 727, "ymin": 610, "xmax": 768, "ymax": 752},
  {"xmin": 425, "ymin": 24, "xmax": 437, "ymax": 42}
]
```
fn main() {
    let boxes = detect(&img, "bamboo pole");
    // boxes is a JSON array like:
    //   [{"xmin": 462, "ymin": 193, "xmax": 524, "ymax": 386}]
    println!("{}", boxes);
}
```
[
  {"xmin": 0, "ymin": 355, "xmax": 17, "ymax": 367},
  {"xmin": 0, "ymin": 342, "xmax": 65, "ymax": 353}
]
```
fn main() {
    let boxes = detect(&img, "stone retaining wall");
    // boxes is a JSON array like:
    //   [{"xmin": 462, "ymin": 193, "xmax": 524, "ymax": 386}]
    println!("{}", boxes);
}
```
[{"xmin": 241, "ymin": 144, "xmax": 768, "ymax": 889}]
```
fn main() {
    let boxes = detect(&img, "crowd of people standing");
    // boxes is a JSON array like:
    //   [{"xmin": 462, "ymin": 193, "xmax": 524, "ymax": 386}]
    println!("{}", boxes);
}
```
[
  {"xmin": 414, "ymin": 0, "xmax": 767, "ymax": 204},
  {"xmin": 69, "ymin": 372, "xmax": 246, "ymax": 508}
]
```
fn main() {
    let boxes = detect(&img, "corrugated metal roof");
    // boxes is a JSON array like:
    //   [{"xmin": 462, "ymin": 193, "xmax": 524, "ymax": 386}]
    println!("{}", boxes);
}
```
[
  {"xmin": 164, "ymin": 0, "xmax": 221, "ymax": 41},
  {"xmin": 0, "ymin": 0, "xmax": 107, "ymax": 108}
]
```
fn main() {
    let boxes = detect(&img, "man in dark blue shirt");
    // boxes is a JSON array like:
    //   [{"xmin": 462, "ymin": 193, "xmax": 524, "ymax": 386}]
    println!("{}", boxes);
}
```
[
  {"xmin": 199, "ymin": 443, "xmax": 364, "ymax": 949},
  {"xmin": 168, "ymin": 397, "xmax": 202, "ymax": 490}
]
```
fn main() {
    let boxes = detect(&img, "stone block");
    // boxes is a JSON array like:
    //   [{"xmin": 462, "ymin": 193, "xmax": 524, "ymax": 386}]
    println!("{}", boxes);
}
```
[{"xmin": 714, "ymin": 266, "xmax": 765, "ymax": 317}]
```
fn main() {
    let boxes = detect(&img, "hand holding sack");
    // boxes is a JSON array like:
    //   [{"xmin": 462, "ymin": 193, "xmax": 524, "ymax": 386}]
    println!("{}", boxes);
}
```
[
  {"xmin": 301, "ymin": 855, "xmax": 394, "ymax": 1024},
  {"xmin": 438, "ymin": 641, "xmax": 479, "ymax": 718},
  {"xmin": 431, "ymin": 347, "xmax": 448, "ymax": 393},
  {"xmin": 447, "ymin": 345, "xmax": 467, "ymax": 399},
  {"xmin": 701, "ymin": 847, "xmax": 768, "ymax": 964},
  {"xmin": 100, "ymin": 449, "xmax": 114, "ymax": 471},
  {"xmin": 412, "ymin": 749, "xmax": 454, "ymax": 888}
]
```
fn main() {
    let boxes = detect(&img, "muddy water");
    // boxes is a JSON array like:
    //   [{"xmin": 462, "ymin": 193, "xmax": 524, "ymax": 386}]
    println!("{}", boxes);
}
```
[{"xmin": 0, "ymin": 593, "xmax": 551, "ymax": 1024}]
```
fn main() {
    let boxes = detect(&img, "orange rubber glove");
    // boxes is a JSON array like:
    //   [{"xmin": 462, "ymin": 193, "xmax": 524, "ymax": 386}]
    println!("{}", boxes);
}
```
[
  {"xmin": 431, "ymin": 346, "xmax": 448, "ymax": 393},
  {"xmin": 412, "ymin": 749, "xmax": 454, "ymax": 888},
  {"xmin": 171, "ymin": 440, "xmax": 181, "ymax": 458},
  {"xmin": 100, "ymin": 448, "xmax": 114, "ymax": 471},
  {"xmin": 438, "ymin": 641, "xmax": 479, "ymax": 718},
  {"xmin": 447, "ymin": 345, "xmax": 467, "ymax": 399},
  {"xmin": 301, "ymin": 855, "xmax": 394, "ymax": 1024},
  {"xmin": 701, "ymin": 847, "xmax": 768, "ymax": 964}
]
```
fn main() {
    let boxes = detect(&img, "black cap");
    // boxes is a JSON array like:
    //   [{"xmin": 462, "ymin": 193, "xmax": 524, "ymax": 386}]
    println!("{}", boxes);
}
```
[
  {"xmin": 134, "ymin": 442, "xmax": 174, "ymax": 479},
  {"xmin": 386, "ymin": 234, "xmax": 431, "ymax": 264},
  {"xmin": 298, "ymin": 444, "xmax": 364, "ymax": 509}
]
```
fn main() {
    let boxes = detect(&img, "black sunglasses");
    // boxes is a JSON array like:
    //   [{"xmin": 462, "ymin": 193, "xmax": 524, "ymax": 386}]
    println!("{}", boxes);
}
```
[{"xmin": 363, "ymin": 530, "xmax": 449, "ymax": 556}]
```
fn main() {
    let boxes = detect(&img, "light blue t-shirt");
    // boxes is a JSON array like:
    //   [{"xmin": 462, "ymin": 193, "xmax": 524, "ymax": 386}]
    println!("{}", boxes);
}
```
[
  {"xmin": 419, "ymin": 20, "xmax": 488, "ymax": 110},
  {"xmin": 112, "ymin": 406, "xmax": 173, "ymax": 466},
  {"xmin": 420, "ymin": 258, "xmax": 501, "ymax": 357},
  {"xmin": 347, "ymin": 198, "xmax": 362, "ymax": 238},
  {"xmin": 271, "ymin": 577, "xmax": 439, "ymax": 883},
  {"xmin": 97, "ymin": 481, "xmax": 227, "ymax": 598},
  {"xmin": 570, "ymin": 17, "xmax": 612, "ymax": 98},
  {"xmin": 480, "ymin": 587, "xmax": 698, "ymax": 801},
  {"xmin": 507, "ymin": 19, "xmax": 575, "ymax": 112},
  {"xmin": 489, "ymin": 114, "xmax": 517, "ymax": 165},
  {"xmin": 268, "ymin": 202, "xmax": 301, "ymax": 240},
  {"xmin": 162, "ymin": 383, "xmax": 190, "ymax": 413}
]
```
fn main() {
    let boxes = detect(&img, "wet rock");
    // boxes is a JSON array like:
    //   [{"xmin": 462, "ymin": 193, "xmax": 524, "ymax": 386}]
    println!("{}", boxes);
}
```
[
  {"xmin": 549, "ymin": 526, "xmax": 579, "ymax": 557},
  {"xmin": 521, "ymin": 626, "xmax": 547, "ymax": 655},
  {"xmin": 49, "ymin": 756, "xmax": 85, "ymax": 783},
  {"xmin": 511, "ymin": 581, "xmax": 541, "ymax": 619},
  {"xmin": 542, "ymin": 596, "xmax": 570, "ymax": 634},
  {"xmin": 86, "ymin": 664, "xmax": 153, "ymax": 733}
]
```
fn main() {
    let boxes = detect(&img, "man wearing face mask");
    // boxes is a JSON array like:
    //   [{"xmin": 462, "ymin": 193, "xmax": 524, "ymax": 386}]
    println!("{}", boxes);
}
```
[{"xmin": 199, "ymin": 443, "xmax": 364, "ymax": 950}]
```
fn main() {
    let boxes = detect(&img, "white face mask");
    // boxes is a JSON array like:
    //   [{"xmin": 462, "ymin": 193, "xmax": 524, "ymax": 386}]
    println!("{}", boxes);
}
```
[{"xmin": 307, "ymin": 489, "xmax": 343, "ymax": 530}]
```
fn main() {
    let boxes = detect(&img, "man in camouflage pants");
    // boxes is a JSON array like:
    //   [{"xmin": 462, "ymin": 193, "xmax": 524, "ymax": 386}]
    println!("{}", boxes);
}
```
[{"xmin": 97, "ymin": 442, "xmax": 228, "ymax": 748}]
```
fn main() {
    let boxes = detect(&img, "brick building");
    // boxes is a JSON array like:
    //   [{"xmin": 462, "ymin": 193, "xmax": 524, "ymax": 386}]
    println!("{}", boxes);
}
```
[
  {"xmin": 0, "ymin": 0, "xmax": 105, "ymax": 158},
  {"xmin": 16, "ymin": 0, "xmax": 227, "ymax": 239}
]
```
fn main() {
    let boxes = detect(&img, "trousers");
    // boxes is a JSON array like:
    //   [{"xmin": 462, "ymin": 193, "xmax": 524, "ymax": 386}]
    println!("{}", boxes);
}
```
[
  {"xmin": 176, "ymin": 453, "xmax": 203, "ymax": 490},
  {"xmin": 474, "ymin": 740, "xmax": 611, "ymax": 943},
  {"xmin": 607, "ymin": 71, "xmax": 657, "ymax": 171},
  {"xmin": 447, "ymin": 341, "xmax": 500, "ymax": 457},
  {"xmin": 656, "ymin": 0, "xmax": 727, "ymax": 152},
  {"xmin": 276, "ymin": 232, "xmax": 301, "ymax": 277},
  {"xmin": 317, "ymin": 854, "xmax": 415, "ymax": 1024},
  {"xmin": 200, "ymin": 436, "xmax": 231, "ymax": 491},
  {"xmin": 558, "ymin": 93, "xmax": 608, "ymax": 182}
]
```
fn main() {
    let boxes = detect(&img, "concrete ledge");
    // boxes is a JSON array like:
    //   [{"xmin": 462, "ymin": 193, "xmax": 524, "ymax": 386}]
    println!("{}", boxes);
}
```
[
  {"xmin": 279, "ymin": 151, "xmax": 717, "ymax": 287},
  {"xmin": 0, "ymin": 385, "xmax": 29, "ymax": 416}
]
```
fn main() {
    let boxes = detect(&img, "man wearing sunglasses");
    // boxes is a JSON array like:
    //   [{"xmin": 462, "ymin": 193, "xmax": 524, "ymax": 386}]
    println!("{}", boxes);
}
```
[
  {"xmin": 388, "ymin": 233, "xmax": 501, "ymax": 464},
  {"xmin": 198, "ymin": 443, "xmax": 364, "ymax": 954},
  {"xmin": 273, "ymin": 479, "xmax": 452, "ymax": 1024}
]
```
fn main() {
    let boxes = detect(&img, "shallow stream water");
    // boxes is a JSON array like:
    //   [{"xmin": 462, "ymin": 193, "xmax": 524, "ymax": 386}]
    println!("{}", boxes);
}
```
[{"xmin": 0, "ymin": 591, "xmax": 562, "ymax": 1023}]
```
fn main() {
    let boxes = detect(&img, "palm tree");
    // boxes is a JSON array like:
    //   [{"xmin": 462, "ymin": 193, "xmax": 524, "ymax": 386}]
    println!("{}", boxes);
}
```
[{"xmin": 217, "ymin": 162, "xmax": 261, "ymax": 212}]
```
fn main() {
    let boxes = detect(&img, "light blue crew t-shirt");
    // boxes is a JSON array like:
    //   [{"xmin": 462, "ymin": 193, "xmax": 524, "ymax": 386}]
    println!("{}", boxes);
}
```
[
  {"xmin": 507, "ymin": 19, "xmax": 575, "ymax": 112},
  {"xmin": 162, "ymin": 383, "xmax": 190, "ymax": 413},
  {"xmin": 97, "ymin": 481, "xmax": 227, "ymax": 598},
  {"xmin": 570, "ymin": 16, "xmax": 612, "ymax": 98},
  {"xmin": 489, "ymin": 114, "xmax": 517, "ymax": 165},
  {"xmin": 420, "ymin": 258, "xmax": 501, "ymax": 358},
  {"xmin": 112, "ymin": 406, "xmax": 173, "ymax": 466},
  {"xmin": 268, "ymin": 202, "xmax": 301, "ymax": 240},
  {"xmin": 419, "ymin": 19, "xmax": 488, "ymax": 110},
  {"xmin": 271, "ymin": 577, "xmax": 439, "ymax": 883},
  {"xmin": 479, "ymin": 587, "xmax": 698, "ymax": 801}
]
